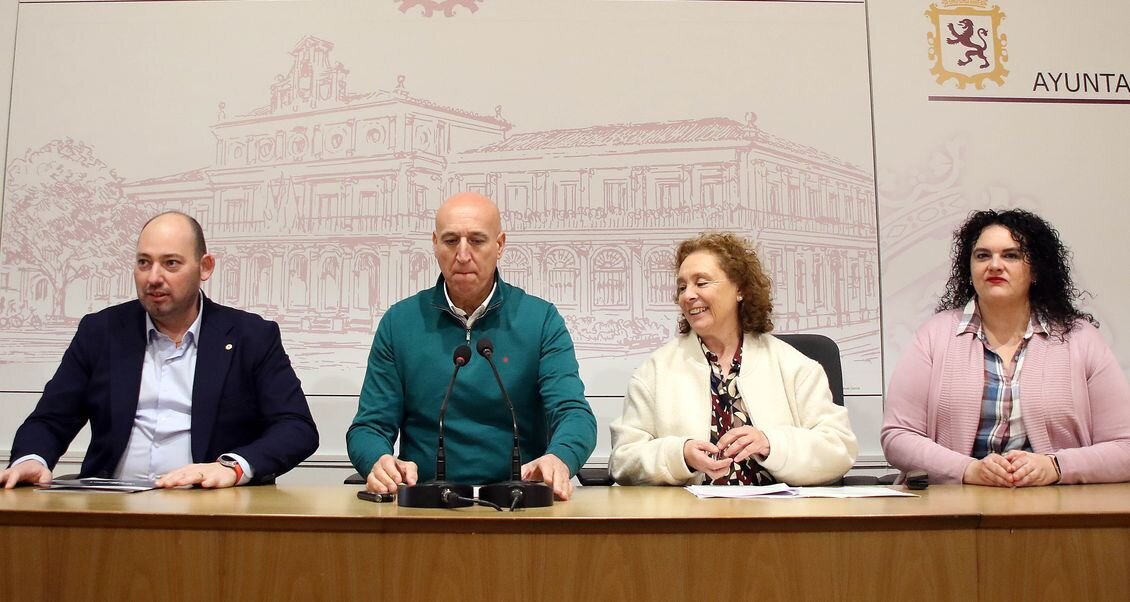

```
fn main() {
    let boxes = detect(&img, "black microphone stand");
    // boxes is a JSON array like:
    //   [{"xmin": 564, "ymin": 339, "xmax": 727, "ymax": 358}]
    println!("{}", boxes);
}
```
[
  {"xmin": 398, "ymin": 345, "xmax": 474, "ymax": 508},
  {"xmin": 476, "ymin": 338, "xmax": 554, "ymax": 509}
]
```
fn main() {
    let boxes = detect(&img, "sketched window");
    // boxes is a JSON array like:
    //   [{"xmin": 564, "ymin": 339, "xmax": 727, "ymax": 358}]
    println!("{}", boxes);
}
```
[
  {"xmin": 196, "ymin": 206, "xmax": 210, "ymax": 231},
  {"xmin": 604, "ymin": 180, "xmax": 628, "ymax": 212},
  {"xmin": 645, "ymin": 249, "xmax": 676, "ymax": 307},
  {"xmin": 813, "ymin": 255, "xmax": 825, "ymax": 309},
  {"xmin": 358, "ymin": 190, "xmax": 387, "ymax": 221},
  {"xmin": 701, "ymin": 176, "xmax": 723, "ymax": 206},
  {"xmin": 554, "ymin": 182, "xmax": 578, "ymax": 212},
  {"xmin": 768, "ymin": 185, "xmax": 781, "ymax": 214},
  {"xmin": 288, "ymin": 255, "xmax": 309, "ymax": 307},
  {"xmin": 795, "ymin": 258, "xmax": 806, "ymax": 305},
  {"xmin": 767, "ymin": 250, "xmax": 786, "ymax": 303},
  {"xmin": 250, "ymin": 255, "xmax": 272, "ymax": 307},
  {"xmin": 788, "ymin": 184, "xmax": 801, "ymax": 216},
  {"xmin": 504, "ymin": 248, "xmax": 531, "ymax": 293},
  {"xmin": 223, "ymin": 259, "xmax": 241, "ymax": 304},
  {"xmin": 859, "ymin": 196, "xmax": 871, "ymax": 226},
  {"xmin": 656, "ymin": 180, "xmax": 681, "ymax": 209},
  {"xmin": 591, "ymin": 249, "xmax": 628, "ymax": 309},
  {"xmin": 353, "ymin": 253, "xmax": 380, "ymax": 310},
  {"xmin": 409, "ymin": 252, "xmax": 432, "ymax": 295},
  {"xmin": 222, "ymin": 189, "xmax": 249, "ymax": 224},
  {"xmin": 315, "ymin": 193, "xmax": 338, "ymax": 229},
  {"xmin": 835, "ymin": 188, "xmax": 850, "ymax": 222},
  {"xmin": 321, "ymin": 256, "xmax": 341, "ymax": 310},
  {"xmin": 850, "ymin": 262, "xmax": 861, "ymax": 301},
  {"xmin": 544, "ymin": 248, "xmax": 578, "ymax": 307},
  {"xmin": 505, "ymin": 184, "xmax": 529, "ymax": 213}
]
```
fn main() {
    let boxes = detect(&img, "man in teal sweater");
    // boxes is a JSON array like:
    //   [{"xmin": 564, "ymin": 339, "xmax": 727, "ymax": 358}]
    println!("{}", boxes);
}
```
[{"xmin": 347, "ymin": 192, "xmax": 596, "ymax": 500}]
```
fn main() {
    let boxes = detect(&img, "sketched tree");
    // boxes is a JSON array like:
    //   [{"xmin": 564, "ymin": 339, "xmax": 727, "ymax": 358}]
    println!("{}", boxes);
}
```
[{"xmin": 3, "ymin": 138, "xmax": 146, "ymax": 319}]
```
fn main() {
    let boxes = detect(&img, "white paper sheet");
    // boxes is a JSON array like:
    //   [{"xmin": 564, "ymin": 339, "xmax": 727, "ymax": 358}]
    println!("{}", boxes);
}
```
[{"xmin": 685, "ymin": 485, "xmax": 916, "ymax": 499}]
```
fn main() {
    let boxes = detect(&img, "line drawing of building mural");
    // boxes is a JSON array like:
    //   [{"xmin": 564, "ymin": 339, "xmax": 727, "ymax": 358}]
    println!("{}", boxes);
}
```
[
  {"xmin": 47, "ymin": 35, "xmax": 879, "ymax": 390},
  {"xmin": 447, "ymin": 114, "xmax": 880, "ymax": 336}
]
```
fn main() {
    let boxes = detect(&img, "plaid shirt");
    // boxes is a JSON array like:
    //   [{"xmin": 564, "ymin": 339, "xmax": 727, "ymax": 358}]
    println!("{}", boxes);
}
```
[{"xmin": 956, "ymin": 299, "xmax": 1049, "ymax": 459}]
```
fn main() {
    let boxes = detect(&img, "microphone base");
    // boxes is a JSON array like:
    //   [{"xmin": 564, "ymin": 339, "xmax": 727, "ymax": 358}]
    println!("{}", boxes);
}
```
[
  {"xmin": 479, "ymin": 480, "xmax": 554, "ymax": 509},
  {"xmin": 397, "ymin": 481, "xmax": 474, "ymax": 508}
]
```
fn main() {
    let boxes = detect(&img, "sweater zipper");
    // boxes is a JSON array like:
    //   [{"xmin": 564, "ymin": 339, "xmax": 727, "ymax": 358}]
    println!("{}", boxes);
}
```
[{"xmin": 438, "ymin": 293, "xmax": 502, "ymax": 346}]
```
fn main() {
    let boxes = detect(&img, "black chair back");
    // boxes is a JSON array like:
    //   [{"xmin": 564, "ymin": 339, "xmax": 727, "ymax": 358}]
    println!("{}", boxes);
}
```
[{"xmin": 774, "ymin": 333, "xmax": 845, "ymax": 407}]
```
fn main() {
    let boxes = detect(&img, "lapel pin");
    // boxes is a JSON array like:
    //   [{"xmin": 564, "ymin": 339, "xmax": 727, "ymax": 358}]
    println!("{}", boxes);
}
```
[{"xmin": 225, "ymin": 343, "xmax": 233, "ymax": 351}]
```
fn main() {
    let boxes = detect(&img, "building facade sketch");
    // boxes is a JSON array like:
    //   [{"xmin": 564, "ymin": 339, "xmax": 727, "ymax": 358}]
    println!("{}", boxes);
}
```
[{"xmin": 1, "ymin": 35, "xmax": 880, "ymax": 395}]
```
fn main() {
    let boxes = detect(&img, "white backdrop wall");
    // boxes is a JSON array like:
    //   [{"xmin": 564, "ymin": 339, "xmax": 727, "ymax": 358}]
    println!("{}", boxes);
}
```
[
  {"xmin": 1, "ymin": 0, "xmax": 1126, "ymax": 482},
  {"xmin": 869, "ymin": 0, "xmax": 1130, "ymax": 373},
  {"xmin": 0, "ymin": 0, "xmax": 16, "ymax": 210}
]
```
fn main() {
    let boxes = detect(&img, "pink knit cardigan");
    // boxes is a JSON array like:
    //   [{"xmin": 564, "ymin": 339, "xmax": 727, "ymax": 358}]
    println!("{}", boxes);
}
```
[{"xmin": 881, "ymin": 310, "xmax": 1130, "ymax": 484}]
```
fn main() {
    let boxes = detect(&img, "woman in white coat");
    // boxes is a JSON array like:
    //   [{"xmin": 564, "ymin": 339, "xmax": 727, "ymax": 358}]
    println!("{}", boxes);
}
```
[{"xmin": 610, "ymin": 232, "xmax": 858, "ymax": 486}]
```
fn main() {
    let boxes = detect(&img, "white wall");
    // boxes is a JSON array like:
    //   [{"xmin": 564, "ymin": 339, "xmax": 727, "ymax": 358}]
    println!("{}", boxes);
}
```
[{"xmin": 0, "ymin": 0, "xmax": 17, "ymax": 214}]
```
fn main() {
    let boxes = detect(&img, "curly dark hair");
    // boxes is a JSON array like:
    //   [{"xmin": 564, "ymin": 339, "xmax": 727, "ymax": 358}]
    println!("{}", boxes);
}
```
[
  {"xmin": 936, "ymin": 208, "xmax": 1096, "ymax": 337},
  {"xmin": 674, "ymin": 232, "xmax": 773, "ymax": 336}
]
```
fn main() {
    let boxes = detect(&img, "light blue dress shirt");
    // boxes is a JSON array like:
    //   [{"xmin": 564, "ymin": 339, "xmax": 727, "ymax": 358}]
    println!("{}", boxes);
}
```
[
  {"xmin": 112, "ymin": 308, "xmax": 203, "ymax": 480},
  {"xmin": 16, "ymin": 294, "xmax": 251, "ymax": 484}
]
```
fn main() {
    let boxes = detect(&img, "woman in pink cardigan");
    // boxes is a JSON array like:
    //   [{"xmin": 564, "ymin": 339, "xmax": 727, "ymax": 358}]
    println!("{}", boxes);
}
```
[{"xmin": 882, "ymin": 209, "xmax": 1130, "ymax": 486}]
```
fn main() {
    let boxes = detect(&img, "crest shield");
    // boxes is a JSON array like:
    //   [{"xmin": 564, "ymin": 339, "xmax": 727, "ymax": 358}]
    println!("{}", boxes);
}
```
[{"xmin": 927, "ymin": 2, "xmax": 1009, "ymax": 89}]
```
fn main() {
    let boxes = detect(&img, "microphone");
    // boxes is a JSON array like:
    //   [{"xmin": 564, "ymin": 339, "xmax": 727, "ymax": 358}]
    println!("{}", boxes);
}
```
[
  {"xmin": 397, "ymin": 345, "xmax": 475, "ymax": 509},
  {"xmin": 475, "ymin": 337, "xmax": 554, "ymax": 509},
  {"xmin": 436, "ymin": 345, "xmax": 472, "ymax": 482}
]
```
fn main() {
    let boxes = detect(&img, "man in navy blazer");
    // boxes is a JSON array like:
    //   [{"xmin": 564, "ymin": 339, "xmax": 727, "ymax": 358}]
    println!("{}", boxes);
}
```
[{"xmin": 1, "ymin": 212, "xmax": 318, "ymax": 488}]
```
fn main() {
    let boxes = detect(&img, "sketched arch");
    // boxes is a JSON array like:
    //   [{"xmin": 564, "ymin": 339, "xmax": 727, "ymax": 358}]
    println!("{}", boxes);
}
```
[
  {"xmin": 218, "ymin": 254, "xmax": 241, "ymax": 306},
  {"xmin": 408, "ymin": 251, "xmax": 434, "ymax": 294},
  {"xmin": 351, "ymin": 249, "xmax": 381, "ymax": 311},
  {"xmin": 317, "ymin": 246, "xmax": 345, "ymax": 311},
  {"xmin": 246, "ymin": 252, "xmax": 274, "ymax": 307},
  {"xmin": 644, "ymin": 247, "xmax": 677, "ymax": 307},
  {"xmin": 541, "ymin": 247, "xmax": 579, "ymax": 307},
  {"xmin": 284, "ymin": 251, "xmax": 311, "ymax": 309},
  {"xmin": 590, "ymin": 247, "xmax": 629, "ymax": 310},
  {"xmin": 502, "ymin": 246, "xmax": 531, "ymax": 292}
]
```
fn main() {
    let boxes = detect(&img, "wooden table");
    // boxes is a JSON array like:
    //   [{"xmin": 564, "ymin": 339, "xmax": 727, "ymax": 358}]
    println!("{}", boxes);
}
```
[{"xmin": 3, "ymin": 484, "xmax": 1129, "ymax": 601}]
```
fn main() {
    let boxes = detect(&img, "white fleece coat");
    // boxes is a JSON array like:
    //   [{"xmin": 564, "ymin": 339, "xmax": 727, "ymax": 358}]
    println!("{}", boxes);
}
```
[{"xmin": 610, "ymin": 332, "xmax": 858, "ymax": 486}]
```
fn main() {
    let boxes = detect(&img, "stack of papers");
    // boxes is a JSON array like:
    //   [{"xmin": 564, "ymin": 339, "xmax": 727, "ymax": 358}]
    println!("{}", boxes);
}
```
[
  {"xmin": 38, "ymin": 478, "xmax": 157, "ymax": 493},
  {"xmin": 686, "ymin": 484, "xmax": 916, "ymax": 499}
]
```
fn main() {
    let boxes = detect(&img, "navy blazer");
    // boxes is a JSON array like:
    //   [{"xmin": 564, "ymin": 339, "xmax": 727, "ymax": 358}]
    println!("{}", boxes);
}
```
[{"xmin": 9, "ymin": 296, "xmax": 319, "ymax": 483}]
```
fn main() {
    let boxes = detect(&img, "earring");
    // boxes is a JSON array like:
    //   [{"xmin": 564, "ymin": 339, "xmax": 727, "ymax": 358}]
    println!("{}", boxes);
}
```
[{"xmin": 737, "ymin": 296, "xmax": 743, "ymax": 302}]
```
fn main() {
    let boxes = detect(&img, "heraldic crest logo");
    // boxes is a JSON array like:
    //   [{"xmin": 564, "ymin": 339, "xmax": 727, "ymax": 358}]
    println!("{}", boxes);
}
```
[{"xmin": 926, "ymin": 0, "xmax": 1009, "ymax": 89}]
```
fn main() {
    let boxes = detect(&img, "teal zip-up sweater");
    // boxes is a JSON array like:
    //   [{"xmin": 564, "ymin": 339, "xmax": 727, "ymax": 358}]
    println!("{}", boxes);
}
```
[{"xmin": 347, "ymin": 273, "xmax": 597, "ymax": 484}]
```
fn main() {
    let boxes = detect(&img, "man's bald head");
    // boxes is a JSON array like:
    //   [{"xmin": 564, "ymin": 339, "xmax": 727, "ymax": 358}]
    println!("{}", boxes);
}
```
[
  {"xmin": 140, "ymin": 211, "xmax": 207, "ymax": 260},
  {"xmin": 432, "ymin": 192, "xmax": 506, "ymax": 313},
  {"xmin": 435, "ymin": 192, "xmax": 501, "ymax": 237}
]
